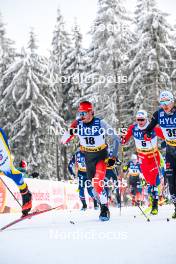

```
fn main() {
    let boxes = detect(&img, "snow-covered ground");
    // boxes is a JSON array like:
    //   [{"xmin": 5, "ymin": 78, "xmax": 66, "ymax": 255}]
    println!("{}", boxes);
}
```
[{"xmin": 0, "ymin": 205, "xmax": 176, "ymax": 264}]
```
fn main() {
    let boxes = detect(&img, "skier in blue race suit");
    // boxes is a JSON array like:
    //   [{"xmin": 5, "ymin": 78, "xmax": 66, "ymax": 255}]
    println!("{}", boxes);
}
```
[{"xmin": 68, "ymin": 150, "xmax": 99, "ymax": 210}]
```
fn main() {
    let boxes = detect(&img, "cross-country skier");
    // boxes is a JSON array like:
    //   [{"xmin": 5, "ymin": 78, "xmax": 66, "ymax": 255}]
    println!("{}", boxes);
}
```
[
  {"xmin": 123, "ymin": 154, "xmax": 143, "ymax": 206},
  {"xmin": 68, "ymin": 149, "xmax": 99, "ymax": 210},
  {"xmin": 122, "ymin": 110, "xmax": 164, "ymax": 215},
  {"xmin": 17, "ymin": 159, "xmax": 39, "ymax": 179},
  {"xmin": 0, "ymin": 128, "xmax": 32, "ymax": 215},
  {"xmin": 61, "ymin": 101, "xmax": 119, "ymax": 221},
  {"xmin": 144, "ymin": 90, "xmax": 176, "ymax": 218}
]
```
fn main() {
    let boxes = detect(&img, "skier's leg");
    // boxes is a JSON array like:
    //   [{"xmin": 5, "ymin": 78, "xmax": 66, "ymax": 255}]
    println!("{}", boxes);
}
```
[
  {"xmin": 86, "ymin": 179, "xmax": 95, "ymax": 198},
  {"xmin": 129, "ymin": 177, "xmax": 137, "ymax": 206},
  {"xmin": 150, "ymin": 185, "xmax": 159, "ymax": 215},
  {"xmin": 94, "ymin": 160, "xmax": 110, "ymax": 220},
  {"xmin": 86, "ymin": 179, "xmax": 99, "ymax": 209},
  {"xmin": 136, "ymin": 177, "xmax": 142, "ymax": 205},
  {"xmin": 78, "ymin": 172, "xmax": 87, "ymax": 210},
  {"xmin": 93, "ymin": 160, "xmax": 107, "ymax": 199},
  {"xmin": 115, "ymin": 186, "xmax": 121, "ymax": 207},
  {"xmin": 2, "ymin": 165, "xmax": 32, "ymax": 215},
  {"xmin": 84, "ymin": 149, "xmax": 109, "ymax": 220},
  {"xmin": 165, "ymin": 149, "xmax": 176, "ymax": 218}
]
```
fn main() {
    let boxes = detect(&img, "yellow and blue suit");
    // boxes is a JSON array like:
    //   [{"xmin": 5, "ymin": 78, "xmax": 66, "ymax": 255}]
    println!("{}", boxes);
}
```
[
  {"xmin": 0, "ymin": 128, "xmax": 27, "ymax": 192},
  {"xmin": 68, "ymin": 151, "xmax": 98, "ymax": 209}
]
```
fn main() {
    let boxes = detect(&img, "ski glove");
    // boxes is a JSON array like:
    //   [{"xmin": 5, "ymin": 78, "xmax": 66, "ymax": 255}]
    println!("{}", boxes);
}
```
[
  {"xmin": 106, "ymin": 158, "xmax": 116, "ymax": 167},
  {"xmin": 31, "ymin": 172, "xmax": 39, "ymax": 178},
  {"xmin": 143, "ymin": 131, "xmax": 152, "ymax": 141}
]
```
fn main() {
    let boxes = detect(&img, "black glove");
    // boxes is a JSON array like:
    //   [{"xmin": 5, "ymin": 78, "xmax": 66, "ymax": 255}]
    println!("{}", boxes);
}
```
[
  {"xmin": 147, "ymin": 131, "xmax": 152, "ymax": 138},
  {"xmin": 30, "ymin": 172, "xmax": 39, "ymax": 178},
  {"xmin": 143, "ymin": 130, "xmax": 152, "ymax": 139},
  {"xmin": 107, "ymin": 158, "xmax": 116, "ymax": 167}
]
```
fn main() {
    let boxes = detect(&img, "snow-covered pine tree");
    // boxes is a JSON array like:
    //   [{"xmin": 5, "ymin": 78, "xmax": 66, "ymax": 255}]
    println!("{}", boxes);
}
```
[
  {"xmin": 0, "ymin": 13, "xmax": 16, "ymax": 80},
  {"xmin": 86, "ymin": 0, "xmax": 132, "ymax": 130},
  {"xmin": 129, "ymin": 0, "xmax": 173, "ymax": 116},
  {"xmin": 0, "ymin": 12, "xmax": 16, "ymax": 129},
  {"xmin": 134, "ymin": 0, "xmax": 149, "ymax": 24},
  {"xmin": 65, "ymin": 21, "xmax": 86, "ymax": 107},
  {"xmin": 169, "ymin": 24, "xmax": 176, "ymax": 95},
  {"xmin": 1, "ymin": 29, "xmax": 57, "ymax": 179},
  {"xmin": 50, "ymin": 8, "xmax": 74, "ymax": 180},
  {"xmin": 83, "ymin": 0, "xmax": 133, "ymax": 163}
]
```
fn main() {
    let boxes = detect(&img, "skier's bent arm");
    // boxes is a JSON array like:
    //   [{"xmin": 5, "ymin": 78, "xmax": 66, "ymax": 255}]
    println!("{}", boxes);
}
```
[
  {"xmin": 61, "ymin": 120, "xmax": 78, "ymax": 144},
  {"xmin": 122, "ymin": 124, "xmax": 134, "ymax": 144},
  {"xmin": 145, "ymin": 111, "xmax": 159, "ymax": 133},
  {"xmin": 144, "ymin": 111, "xmax": 160, "ymax": 140}
]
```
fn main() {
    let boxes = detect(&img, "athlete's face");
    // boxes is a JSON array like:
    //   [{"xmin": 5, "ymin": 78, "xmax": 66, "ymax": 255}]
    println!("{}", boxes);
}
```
[
  {"xmin": 79, "ymin": 111, "xmax": 94, "ymax": 123},
  {"xmin": 136, "ymin": 118, "xmax": 147, "ymax": 128},
  {"xmin": 160, "ymin": 102, "xmax": 174, "ymax": 113}
]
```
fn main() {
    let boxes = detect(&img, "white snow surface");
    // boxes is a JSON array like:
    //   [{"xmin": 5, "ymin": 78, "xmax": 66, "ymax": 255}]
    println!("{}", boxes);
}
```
[{"xmin": 0, "ymin": 205, "xmax": 176, "ymax": 264}]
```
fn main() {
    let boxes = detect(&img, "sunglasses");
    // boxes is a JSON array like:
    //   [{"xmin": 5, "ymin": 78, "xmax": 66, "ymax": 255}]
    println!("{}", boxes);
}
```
[
  {"xmin": 160, "ymin": 101, "xmax": 171, "ymax": 106},
  {"xmin": 79, "ymin": 111, "xmax": 88, "ymax": 117},
  {"xmin": 136, "ymin": 119, "xmax": 145, "ymax": 122}
]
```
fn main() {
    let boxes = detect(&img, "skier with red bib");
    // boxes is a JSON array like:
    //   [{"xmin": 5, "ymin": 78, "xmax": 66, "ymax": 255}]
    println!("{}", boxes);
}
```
[
  {"xmin": 121, "ymin": 110, "xmax": 164, "ymax": 215},
  {"xmin": 61, "ymin": 101, "xmax": 119, "ymax": 221}
]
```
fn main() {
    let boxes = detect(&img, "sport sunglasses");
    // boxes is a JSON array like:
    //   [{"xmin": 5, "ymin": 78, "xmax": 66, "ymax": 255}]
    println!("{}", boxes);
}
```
[
  {"xmin": 79, "ymin": 111, "xmax": 89, "ymax": 117},
  {"xmin": 136, "ymin": 118, "xmax": 145, "ymax": 121}
]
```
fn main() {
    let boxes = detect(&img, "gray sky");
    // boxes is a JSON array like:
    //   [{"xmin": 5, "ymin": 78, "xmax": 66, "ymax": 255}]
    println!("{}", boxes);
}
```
[{"xmin": 0, "ymin": 0, "xmax": 176, "ymax": 55}]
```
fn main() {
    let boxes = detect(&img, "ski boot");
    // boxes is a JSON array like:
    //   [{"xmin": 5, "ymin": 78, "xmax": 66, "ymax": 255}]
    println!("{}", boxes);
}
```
[
  {"xmin": 150, "ymin": 199, "xmax": 158, "ymax": 215},
  {"xmin": 172, "ymin": 204, "xmax": 176, "ymax": 219},
  {"xmin": 136, "ymin": 200, "xmax": 141, "ymax": 206},
  {"xmin": 81, "ymin": 200, "xmax": 87, "ymax": 211},
  {"xmin": 99, "ymin": 204, "xmax": 110, "ymax": 221},
  {"xmin": 20, "ymin": 187, "xmax": 32, "ymax": 216},
  {"xmin": 93, "ymin": 199, "xmax": 99, "ymax": 210}
]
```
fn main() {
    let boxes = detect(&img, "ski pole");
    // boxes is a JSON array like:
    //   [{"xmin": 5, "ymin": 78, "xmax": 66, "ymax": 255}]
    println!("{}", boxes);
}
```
[
  {"xmin": 128, "ymin": 194, "xmax": 150, "ymax": 221},
  {"xmin": 135, "ymin": 200, "xmax": 150, "ymax": 221},
  {"xmin": 0, "ymin": 176, "xmax": 22, "ymax": 207},
  {"xmin": 121, "ymin": 145, "xmax": 124, "ymax": 164},
  {"xmin": 119, "ymin": 186, "xmax": 122, "ymax": 216}
]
